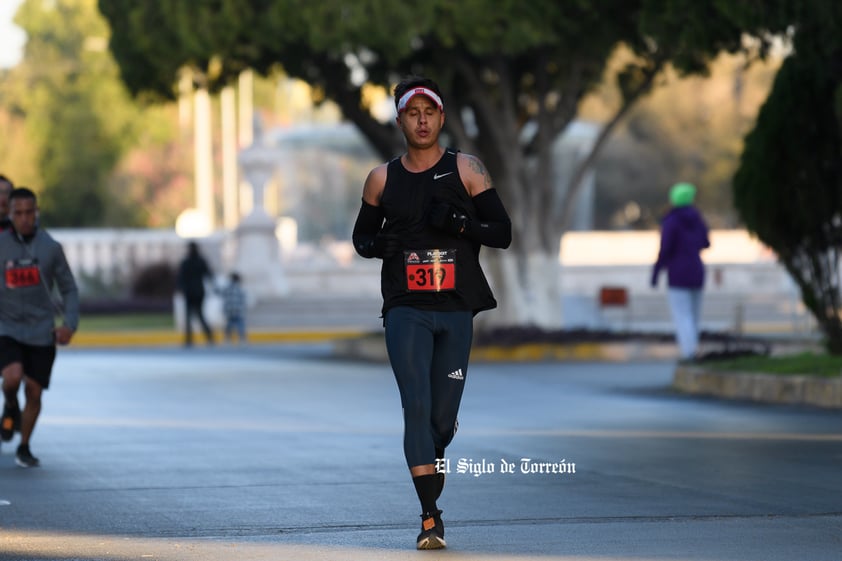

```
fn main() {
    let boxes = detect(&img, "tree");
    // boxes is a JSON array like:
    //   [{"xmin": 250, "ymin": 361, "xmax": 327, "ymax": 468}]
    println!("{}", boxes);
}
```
[
  {"xmin": 98, "ymin": 0, "xmax": 781, "ymax": 327},
  {"xmin": 733, "ymin": 2, "xmax": 842, "ymax": 352},
  {"xmin": 1, "ymin": 0, "xmax": 174, "ymax": 227}
]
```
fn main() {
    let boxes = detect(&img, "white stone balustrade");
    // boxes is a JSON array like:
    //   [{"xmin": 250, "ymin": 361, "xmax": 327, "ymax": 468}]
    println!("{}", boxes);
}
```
[
  {"xmin": 52, "ymin": 229, "xmax": 225, "ymax": 293},
  {"xmin": 44, "ymin": 228, "xmax": 818, "ymax": 334}
]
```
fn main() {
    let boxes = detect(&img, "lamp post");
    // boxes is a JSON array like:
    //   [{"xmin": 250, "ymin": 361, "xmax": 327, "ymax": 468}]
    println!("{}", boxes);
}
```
[{"xmin": 233, "ymin": 129, "xmax": 289, "ymax": 301}]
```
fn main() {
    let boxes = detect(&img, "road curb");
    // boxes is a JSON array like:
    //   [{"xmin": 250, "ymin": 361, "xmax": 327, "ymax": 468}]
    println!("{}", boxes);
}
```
[
  {"xmin": 336, "ymin": 335, "xmax": 842, "ymax": 409},
  {"xmin": 332, "ymin": 333, "xmax": 680, "ymax": 362},
  {"xmin": 673, "ymin": 365, "xmax": 842, "ymax": 409},
  {"xmin": 75, "ymin": 329, "xmax": 682, "ymax": 362},
  {"xmin": 71, "ymin": 328, "xmax": 368, "ymax": 348}
]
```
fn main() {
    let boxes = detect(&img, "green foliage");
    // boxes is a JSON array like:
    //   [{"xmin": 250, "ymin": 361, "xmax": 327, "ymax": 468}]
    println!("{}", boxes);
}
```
[
  {"xmin": 732, "ymin": 2, "xmax": 842, "ymax": 353},
  {"xmin": 97, "ymin": 1, "xmax": 774, "ymax": 241},
  {"xmin": 131, "ymin": 262, "xmax": 176, "ymax": 299},
  {"xmin": 706, "ymin": 352, "xmax": 842, "ymax": 378},
  {"xmin": 735, "ymin": 57, "xmax": 841, "ymax": 251},
  {"xmin": 639, "ymin": 0, "xmax": 743, "ymax": 75},
  {"xmin": 80, "ymin": 313, "xmax": 174, "ymax": 331},
  {"xmin": 3, "ymin": 0, "xmax": 171, "ymax": 227}
]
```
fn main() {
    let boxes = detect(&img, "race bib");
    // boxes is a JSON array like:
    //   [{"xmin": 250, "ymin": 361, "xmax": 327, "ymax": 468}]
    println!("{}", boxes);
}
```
[
  {"xmin": 405, "ymin": 249, "xmax": 456, "ymax": 292},
  {"xmin": 5, "ymin": 259, "xmax": 41, "ymax": 289}
]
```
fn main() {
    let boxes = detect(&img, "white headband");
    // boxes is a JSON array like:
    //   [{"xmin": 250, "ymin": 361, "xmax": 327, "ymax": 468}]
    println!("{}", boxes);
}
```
[{"xmin": 397, "ymin": 87, "xmax": 444, "ymax": 113}]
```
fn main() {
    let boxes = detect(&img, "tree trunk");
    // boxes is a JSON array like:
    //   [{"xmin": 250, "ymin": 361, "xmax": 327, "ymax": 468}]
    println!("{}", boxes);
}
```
[
  {"xmin": 785, "ymin": 249, "xmax": 842, "ymax": 355},
  {"xmin": 480, "ymin": 249, "xmax": 562, "ymax": 329}
]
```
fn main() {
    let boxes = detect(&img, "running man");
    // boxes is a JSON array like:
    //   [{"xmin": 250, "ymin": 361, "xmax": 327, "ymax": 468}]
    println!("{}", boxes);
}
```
[
  {"xmin": 0, "ymin": 187, "xmax": 79, "ymax": 467},
  {"xmin": 352, "ymin": 76, "xmax": 512, "ymax": 549}
]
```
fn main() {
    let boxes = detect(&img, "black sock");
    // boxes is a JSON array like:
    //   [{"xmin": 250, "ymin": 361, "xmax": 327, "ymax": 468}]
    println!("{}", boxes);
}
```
[
  {"xmin": 412, "ymin": 474, "xmax": 439, "ymax": 515},
  {"xmin": 3, "ymin": 390, "xmax": 18, "ymax": 411}
]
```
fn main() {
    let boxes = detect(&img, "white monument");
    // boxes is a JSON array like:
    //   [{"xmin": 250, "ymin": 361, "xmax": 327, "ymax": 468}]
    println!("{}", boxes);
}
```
[{"xmin": 233, "ymin": 124, "xmax": 289, "ymax": 301}]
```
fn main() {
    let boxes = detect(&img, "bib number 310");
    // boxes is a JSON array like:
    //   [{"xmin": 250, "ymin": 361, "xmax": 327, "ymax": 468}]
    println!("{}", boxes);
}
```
[{"xmin": 405, "ymin": 249, "xmax": 456, "ymax": 292}]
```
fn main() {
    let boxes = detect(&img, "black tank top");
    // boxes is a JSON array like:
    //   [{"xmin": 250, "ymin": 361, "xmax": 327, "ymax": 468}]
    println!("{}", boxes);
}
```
[{"xmin": 379, "ymin": 149, "xmax": 497, "ymax": 316}]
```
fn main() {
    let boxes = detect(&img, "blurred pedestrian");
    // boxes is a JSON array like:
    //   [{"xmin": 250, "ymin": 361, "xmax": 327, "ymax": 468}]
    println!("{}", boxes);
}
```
[
  {"xmin": 176, "ymin": 241, "xmax": 214, "ymax": 347},
  {"xmin": 651, "ymin": 182, "xmax": 710, "ymax": 361},
  {"xmin": 352, "ymin": 75, "xmax": 511, "ymax": 550},
  {"xmin": 0, "ymin": 187, "xmax": 79, "ymax": 467},
  {"xmin": 0, "ymin": 174, "xmax": 14, "ymax": 231},
  {"xmin": 219, "ymin": 272, "xmax": 247, "ymax": 344}
]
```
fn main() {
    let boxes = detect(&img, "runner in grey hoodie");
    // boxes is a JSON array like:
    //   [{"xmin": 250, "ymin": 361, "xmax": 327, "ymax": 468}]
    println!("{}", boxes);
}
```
[{"xmin": 0, "ymin": 187, "xmax": 79, "ymax": 467}]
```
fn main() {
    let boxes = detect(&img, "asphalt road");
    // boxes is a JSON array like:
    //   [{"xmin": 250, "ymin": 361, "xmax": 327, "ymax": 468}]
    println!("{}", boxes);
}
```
[{"xmin": 1, "ymin": 344, "xmax": 840, "ymax": 560}]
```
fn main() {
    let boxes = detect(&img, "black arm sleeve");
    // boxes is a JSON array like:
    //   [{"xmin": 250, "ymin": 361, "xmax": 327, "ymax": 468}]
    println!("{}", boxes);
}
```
[
  {"xmin": 462, "ymin": 189, "xmax": 512, "ymax": 249},
  {"xmin": 352, "ymin": 199, "xmax": 385, "ymax": 258}
]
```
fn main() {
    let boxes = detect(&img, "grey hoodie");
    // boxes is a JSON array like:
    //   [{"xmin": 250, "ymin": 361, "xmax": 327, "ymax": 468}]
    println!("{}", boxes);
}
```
[{"xmin": 0, "ymin": 228, "xmax": 79, "ymax": 346}]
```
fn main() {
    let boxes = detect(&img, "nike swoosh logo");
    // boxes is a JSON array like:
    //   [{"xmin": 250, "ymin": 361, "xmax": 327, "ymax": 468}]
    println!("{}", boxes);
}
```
[{"xmin": 433, "ymin": 172, "xmax": 453, "ymax": 180}]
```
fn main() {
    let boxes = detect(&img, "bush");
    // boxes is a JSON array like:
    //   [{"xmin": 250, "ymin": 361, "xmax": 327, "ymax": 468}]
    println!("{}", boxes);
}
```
[{"xmin": 132, "ymin": 261, "xmax": 176, "ymax": 299}]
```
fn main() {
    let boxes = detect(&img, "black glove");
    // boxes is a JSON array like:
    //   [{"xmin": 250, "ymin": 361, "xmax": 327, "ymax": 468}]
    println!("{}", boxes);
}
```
[
  {"xmin": 357, "ymin": 232, "xmax": 401, "ymax": 259},
  {"xmin": 429, "ymin": 203, "xmax": 469, "ymax": 236},
  {"xmin": 374, "ymin": 232, "xmax": 401, "ymax": 258}
]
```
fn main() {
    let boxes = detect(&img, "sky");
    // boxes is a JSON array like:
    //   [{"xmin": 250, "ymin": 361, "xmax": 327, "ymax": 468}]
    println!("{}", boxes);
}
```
[{"xmin": 0, "ymin": 0, "xmax": 26, "ymax": 69}]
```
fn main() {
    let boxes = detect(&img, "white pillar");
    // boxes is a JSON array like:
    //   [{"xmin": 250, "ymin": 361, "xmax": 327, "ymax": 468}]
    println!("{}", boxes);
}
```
[
  {"xmin": 193, "ymin": 87, "xmax": 215, "ymax": 230},
  {"xmin": 178, "ymin": 70, "xmax": 193, "ymax": 133},
  {"xmin": 221, "ymin": 85, "xmax": 239, "ymax": 230},
  {"xmin": 238, "ymin": 70, "xmax": 254, "ymax": 217},
  {"xmin": 238, "ymin": 70, "xmax": 254, "ymax": 148}
]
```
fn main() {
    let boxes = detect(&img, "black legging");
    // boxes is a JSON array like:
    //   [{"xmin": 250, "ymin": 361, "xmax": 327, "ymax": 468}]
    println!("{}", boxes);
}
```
[
  {"xmin": 384, "ymin": 306, "xmax": 473, "ymax": 468},
  {"xmin": 184, "ymin": 297, "xmax": 213, "ymax": 345}
]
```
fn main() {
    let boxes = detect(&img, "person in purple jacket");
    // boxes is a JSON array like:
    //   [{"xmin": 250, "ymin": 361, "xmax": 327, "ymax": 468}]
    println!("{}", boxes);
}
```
[{"xmin": 651, "ymin": 182, "xmax": 710, "ymax": 361}]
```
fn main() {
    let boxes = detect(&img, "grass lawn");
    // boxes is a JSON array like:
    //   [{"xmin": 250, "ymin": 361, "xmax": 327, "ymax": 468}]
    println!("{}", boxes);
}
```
[
  {"xmin": 78, "ymin": 313, "xmax": 174, "ymax": 331},
  {"xmin": 706, "ymin": 352, "xmax": 842, "ymax": 378}
]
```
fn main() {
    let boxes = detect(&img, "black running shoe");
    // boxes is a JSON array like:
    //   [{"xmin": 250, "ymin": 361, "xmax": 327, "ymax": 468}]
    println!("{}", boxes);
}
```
[
  {"xmin": 1, "ymin": 403, "xmax": 18, "ymax": 442},
  {"xmin": 416, "ymin": 510, "xmax": 445, "ymax": 550},
  {"xmin": 15, "ymin": 444, "xmax": 40, "ymax": 468}
]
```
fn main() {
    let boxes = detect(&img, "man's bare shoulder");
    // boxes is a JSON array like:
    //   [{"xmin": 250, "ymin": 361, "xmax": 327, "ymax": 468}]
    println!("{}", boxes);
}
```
[
  {"xmin": 368, "ymin": 162, "xmax": 389, "ymax": 179},
  {"xmin": 456, "ymin": 152, "xmax": 493, "ymax": 195},
  {"xmin": 362, "ymin": 162, "xmax": 389, "ymax": 205}
]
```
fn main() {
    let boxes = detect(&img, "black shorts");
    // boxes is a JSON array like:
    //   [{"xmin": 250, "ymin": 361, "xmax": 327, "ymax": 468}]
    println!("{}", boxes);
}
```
[{"xmin": 0, "ymin": 336, "xmax": 57, "ymax": 389}]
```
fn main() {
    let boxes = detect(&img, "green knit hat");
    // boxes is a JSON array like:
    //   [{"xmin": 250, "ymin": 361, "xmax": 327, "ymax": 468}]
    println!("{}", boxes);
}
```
[{"xmin": 669, "ymin": 182, "xmax": 696, "ymax": 207}]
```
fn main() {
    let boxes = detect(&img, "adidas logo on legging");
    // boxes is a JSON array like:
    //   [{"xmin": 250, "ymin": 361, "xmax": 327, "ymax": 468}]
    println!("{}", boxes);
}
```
[{"xmin": 447, "ymin": 369, "xmax": 464, "ymax": 380}]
